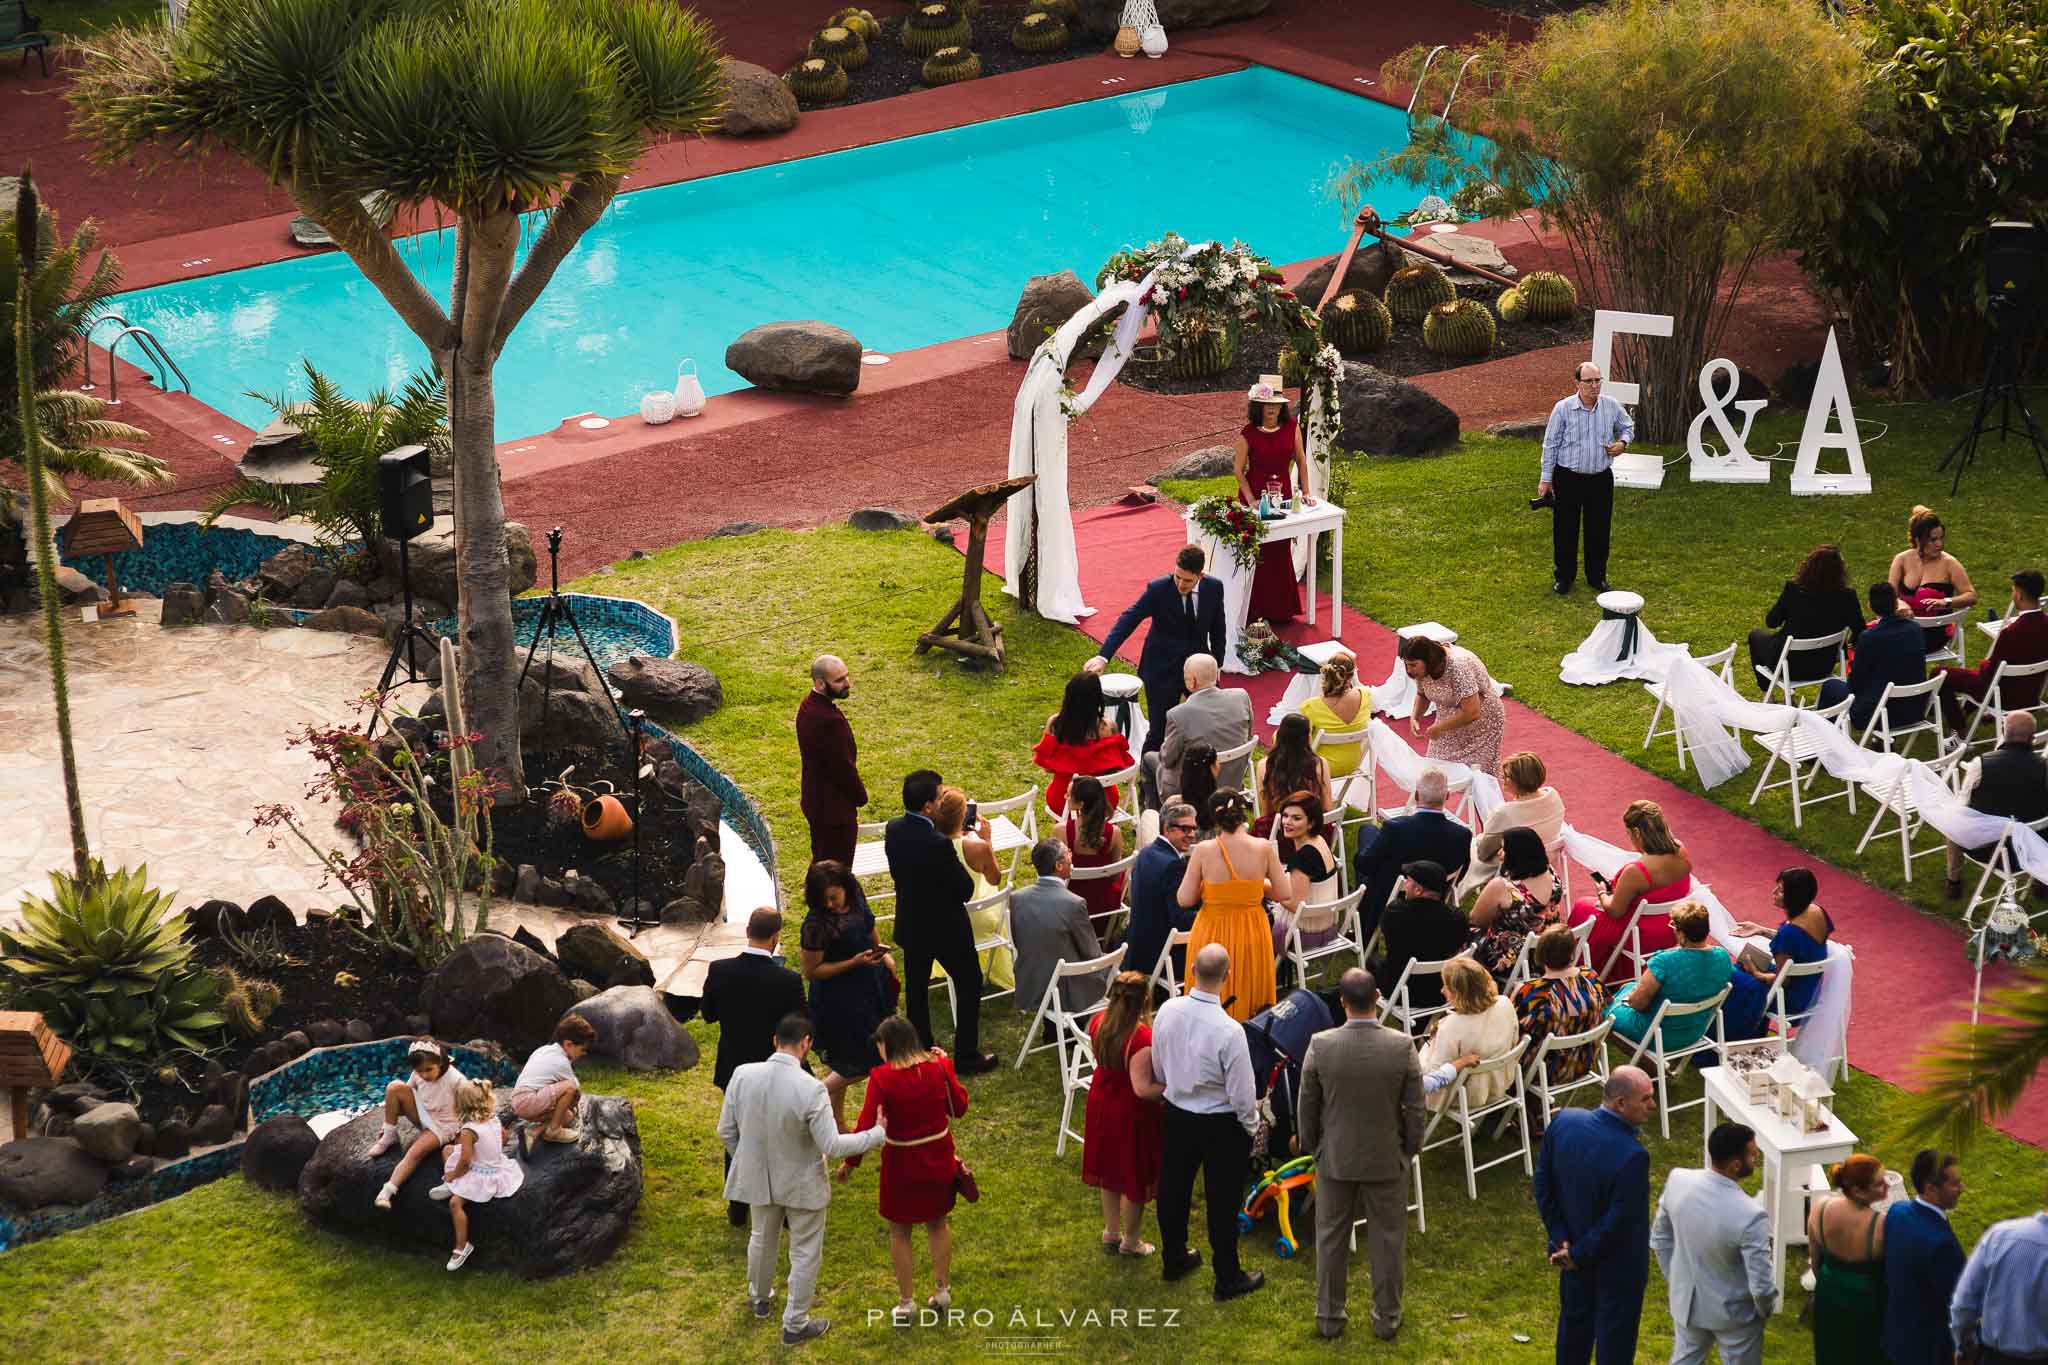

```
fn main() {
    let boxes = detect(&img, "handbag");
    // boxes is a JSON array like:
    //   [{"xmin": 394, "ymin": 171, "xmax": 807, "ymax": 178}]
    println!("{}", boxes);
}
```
[{"xmin": 943, "ymin": 1061, "xmax": 979, "ymax": 1203}]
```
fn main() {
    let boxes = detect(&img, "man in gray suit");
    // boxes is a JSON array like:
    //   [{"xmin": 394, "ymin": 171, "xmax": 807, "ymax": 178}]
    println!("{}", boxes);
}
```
[
  {"xmin": 1297, "ymin": 968, "xmax": 1430, "ymax": 1341},
  {"xmin": 1144, "ymin": 653, "xmax": 1254, "ymax": 809},
  {"xmin": 718, "ymin": 1013, "xmax": 888, "ymax": 1347},
  {"xmin": 1650, "ymin": 1122, "xmax": 1777, "ymax": 1365},
  {"xmin": 1011, "ymin": 838, "xmax": 1105, "ymax": 1018}
]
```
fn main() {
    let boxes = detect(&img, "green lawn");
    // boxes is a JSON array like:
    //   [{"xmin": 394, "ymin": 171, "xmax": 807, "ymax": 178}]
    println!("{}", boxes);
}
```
[
  {"xmin": 34, "ymin": 0, "xmax": 159, "ymax": 42},
  {"xmin": 5, "ymin": 412, "xmax": 2047, "ymax": 1361}
]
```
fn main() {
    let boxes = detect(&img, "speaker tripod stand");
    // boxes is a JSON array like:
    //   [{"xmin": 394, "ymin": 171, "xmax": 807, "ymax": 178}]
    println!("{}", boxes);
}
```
[
  {"xmin": 365, "ymin": 537, "xmax": 442, "ymax": 740},
  {"xmin": 1938, "ymin": 319, "xmax": 2048, "ymax": 494}
]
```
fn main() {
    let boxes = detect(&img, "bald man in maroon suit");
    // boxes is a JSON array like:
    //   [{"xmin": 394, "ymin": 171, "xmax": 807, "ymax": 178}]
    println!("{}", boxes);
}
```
[{"xmin": 798, "ymin": 654, "xmax": 867, "ymax": 866}]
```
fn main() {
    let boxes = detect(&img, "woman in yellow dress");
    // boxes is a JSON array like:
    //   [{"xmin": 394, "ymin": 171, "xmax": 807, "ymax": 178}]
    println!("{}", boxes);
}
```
[
  {"xmin": 1297, "ymin": 652, "xmax": 1370, "ymax": 779},
  {"xmin": 1175, "ymin": 791, "xmax": 1294, "ymax": 1021},
  {"xmin": 934, "ymin": 787, "xmax": 1015, "ymax": 992}
]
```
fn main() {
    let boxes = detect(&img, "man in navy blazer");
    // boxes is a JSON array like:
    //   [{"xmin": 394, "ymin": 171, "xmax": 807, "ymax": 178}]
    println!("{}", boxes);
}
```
[
  {"xmin": 1535, "ymin": 1067, "xmax": 1655, "ymax": 1365},
  {"xmin": 1819, "ymin": 583, "xmax": 1928, "ymax": 734},
  {"xmin": 1353, "ymin": 768, "xmax": 1471, "ymax": 937},
  {"xmin": 1880, "ymin": 1148, "xmax": 1966, "ymax": 1365},
  {"xmin": 1086, "ymin": 543, "xmax": 1226, "ymax": 760},
  {"xmin": 884, "ymin": 769, "xmax": 998, "ymax": 1075}
]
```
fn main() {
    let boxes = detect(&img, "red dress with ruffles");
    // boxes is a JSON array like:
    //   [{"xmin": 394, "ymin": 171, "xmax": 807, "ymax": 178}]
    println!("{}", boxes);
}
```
[
  {"xmin": 1031, "ymin": 730, "xmax": 1133, "ymax": 816},
  {"xmin": 1081, "ymin": 1019, "xmax": 1161, "ymax": 1203},
  {"xmin": 1239, "ymin": 419, "xmax": 1301, "ymax": 624},
  {"xmin": 848, "ymin": 1054, "xmax": 969, "ymax": 1224}
]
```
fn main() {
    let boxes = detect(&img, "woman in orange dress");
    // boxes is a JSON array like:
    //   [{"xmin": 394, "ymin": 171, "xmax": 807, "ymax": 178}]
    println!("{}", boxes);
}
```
[{"xmin": 1175, "ymin": 790, "xmax": 1294, "ymax": 1021}]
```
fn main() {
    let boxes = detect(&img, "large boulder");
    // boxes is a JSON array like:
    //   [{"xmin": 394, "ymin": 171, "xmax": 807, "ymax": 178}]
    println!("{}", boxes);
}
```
[
  {"xmin": 570, "ymin": 986, "xmax": 698, "ymax": 1072},
  {"xmin": 725, "ymin": 322, "xmax": 862, "ymax": 396},
  {"xmin": 606, "ymin": 655, "xmax": 723, "ymax": 723},
  {"xmin": 1294, "ymin": 240, "xmax": 1401, "ymax": 309},
  {"xmin": 160, "ymin": 580, "xmax": 206, "ymax": 627},
  {"xmin": 554, "ymin": 922, "xmax": 650, "ymax": 987},
  {"xmin": 256, "ymin": 543, "xmax": 317, "ymax": 600},
  {"xmin": 297, "ymin": 1098, "xmax": 643, "ymax": 1277},
  {"xmin": 243, "ymin": 1115, "xmax": 320, "ymax": 1191},
  {"xmin": 1074, "ymin": 0, "xmax": 1269, "ymax": 34},
  {"xmin": 303, "ymin": 604, "xmax": 385, "ymax": 636},
  {"xmin": 419, "ymin": 933, "xmax": 580, "ymax": 1056},
  {"xmin": 375, "ymin": 518, "xmax": 537, "ymax": 608},
  {"xmin": 1006, "ymin": 269, "xmax": 1100, "ymax": 361},
  {"xmin": 71, "ymin": 1102, "xmax": 142, "ymax": 1163},
  {"xmin": 1333, "ymin": 362, "xmax": 1460, "ymax": 457},
  {"xmin": 0, "ymin": 1138, "xmax": 109, "ymax": 1210},
  {"xmin": 1149, "ymin": 445, "xmax": 1235, "ymax": 483},
  {"xmin": 719, "ymin": 58, "xmax": 798, "ymax": 136}
]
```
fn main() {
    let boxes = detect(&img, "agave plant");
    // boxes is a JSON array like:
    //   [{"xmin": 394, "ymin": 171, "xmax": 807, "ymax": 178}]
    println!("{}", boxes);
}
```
[{"xmin": 0, "ymin": 861, "xmax": 225, "ymax": 1058}]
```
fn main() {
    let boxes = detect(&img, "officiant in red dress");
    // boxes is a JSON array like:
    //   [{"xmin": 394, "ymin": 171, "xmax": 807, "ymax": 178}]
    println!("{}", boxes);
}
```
[{"xmin": 1234, "ymin": 375, "xmax": 1316, "ymax": 625}]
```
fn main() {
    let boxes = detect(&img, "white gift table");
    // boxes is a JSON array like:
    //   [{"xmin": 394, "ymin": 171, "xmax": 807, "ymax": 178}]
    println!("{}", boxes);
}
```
[
  {"xmin": 1186, "ymin": 500, "xmax": 1346, "ymax": 675},
  {"xmin": 1698, "ymin": 1065, "xmax": 1858, "ymax": 1311}
]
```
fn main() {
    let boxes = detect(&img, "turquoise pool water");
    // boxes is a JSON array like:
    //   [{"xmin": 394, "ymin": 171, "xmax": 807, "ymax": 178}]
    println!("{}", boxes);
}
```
[{"xmin": 113, "ymin": 68, "xmax": 1448, "ymax": 441}]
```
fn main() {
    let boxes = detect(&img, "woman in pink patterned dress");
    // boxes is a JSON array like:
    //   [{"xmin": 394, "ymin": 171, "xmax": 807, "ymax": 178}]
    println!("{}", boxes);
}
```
[{"xmin": 1399, "ymin": 635, "xmax": 1507, "ymax": 776}]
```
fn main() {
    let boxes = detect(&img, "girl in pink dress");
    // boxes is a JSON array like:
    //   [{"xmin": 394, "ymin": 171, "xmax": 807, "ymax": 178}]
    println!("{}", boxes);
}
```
[
  {"xmin": 433, "ymin": 1079, "xmax": 524, "ymax": 1271},
  {"xmin": 1234, "ymin": 378, "xmax": 1316, "ymax": 625},
  {"xmin": 1568, "ymin": 800, "xmax": 1694, "ymax": 983}
]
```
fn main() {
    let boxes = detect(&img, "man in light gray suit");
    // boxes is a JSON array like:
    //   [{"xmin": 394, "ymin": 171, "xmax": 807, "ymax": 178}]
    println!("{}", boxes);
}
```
[
  {"xmin": 718, "ymin": 1012, "xmax": 888, "ymax": 1347},
  {"xmin": 1011, "ymin": 838, "xmax": 1105, "ymax": 1018},
  {"xmin": 1650, "ymin": 1122, "xmax": 1778, "ymax": 1365},
  {"xmin": 1144, "ymin": 653, "xmax": 1254, "ymax": 809}
]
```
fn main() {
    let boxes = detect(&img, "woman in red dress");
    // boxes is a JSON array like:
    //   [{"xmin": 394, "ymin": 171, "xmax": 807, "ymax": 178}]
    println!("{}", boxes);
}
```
[
  {"xmin": 1083, "ymin": 972, "xmax": 1166, "ymax": 1255},
  {"xmin": 1567, "ymin": 799, "xmax": 1694, "ymax": 983},
  {"xmin": 1033, "ymin": 672, "xmax": 1133, "ymax": 818},
  {"xmin": 1234, "ymin": 376, "xmax": 1317, "ymax": 626},
  {"xmin": 839, "ymin": 1016, "xmax": 970, "ymax": 1323},
  {"xmin": 1063, "ymin": 775, "xmax": 1127, "ymax": 930}
]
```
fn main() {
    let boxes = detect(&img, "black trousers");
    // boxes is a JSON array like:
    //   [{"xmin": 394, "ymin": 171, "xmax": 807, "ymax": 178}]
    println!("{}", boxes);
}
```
[
  {"xmin": 899, "ymin": 924, "xmax": 984, "ymax": 1059},
  {"xmin": 1552, "ymin": 466, "xmax": 1614, "ymax": 587},
  {"xmin": 1157, "ymin": 1102, "xmax": 1251, "ymax": 1284}
]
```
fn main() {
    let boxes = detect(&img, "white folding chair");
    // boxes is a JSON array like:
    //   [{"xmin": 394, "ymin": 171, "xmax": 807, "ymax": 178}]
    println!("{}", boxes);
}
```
[
  {"xmin": 1416, "ymin": 1038, "xmax": 1533, "ymax": 1200},
  {"xmin": 1754, "ymin": 630, "xmax": 1848, "ymax": 708},
  {"xmin": 1958, "ymin": 658, "xmax": 2048, "ymax": 749},
  {"xmin": 1595, "ymin": 898, "xmax": 1654, "ymax": 986},
  {"xmin": 1215, "ymin": 737, "xmax": 1260, "ymax": 814},
  {"xmin": 1855, "ymin": 675, "xmax": 1947, "ymax": 758},
  {"xmin": 1963, "ymin": 821, "xmax": 2048, "ymax": 1023},
  {"xmin": 1378, "ymin": 956, "xmax": 1454, "ymax": 1038},
  {"xmin": 1148, "ymin": 928, "xmax": 1192, "ymax": 997},
  {"xmin": 1611, "ymin": 984, "xmax": 1731, "ymax": 1140},
  {"xmin": 1350, "ymin": 1156, "xmax": 1429, "ymax": 1241},
  {"xmin": 1521, "ymin": 1019, "xmax": 1613, "ymax": 1131},
  {"xmin": 1643, "ymin": 641, "xmax": 1737, "ymax": 770},
  {"xmin": 1276, "ymin": 886, "xmax": 1366, "ymax": 990},
  {"xmin": 1013, "ymin": 945, "xmax": 1126, "ymax": 1074},
  {"xmin": 1760, "ymin": 958, "xmax": 1835, "ymax": 1080},
  {"xmin": 1504, "ymin": 914, "xmax": 1596, "ymax": 992},
  {"xmin": 853, "ymin": 818, "xmax": 895, "ymax": 920},
  {"xmin": 1748, "ymin": 694, "xmax": 1856, "ymax": 827},
  {"xmin": 1048, "ymin": 761, "xmax": 1140, "ymax": 829},
  {"xmin": 1314, "ymin": 726, "xmax": 1377, "ymax": 883},
  {"xmin": 1068, "ymin": 850, "xmax": 1137, "ymax": 941},
  {"xmin": 942, "ymin": 888, "xmax": 1015, "ymax": 1027},
  {"xmin": 1855, "ymin": 744, "xmax": 1966, "ymax": 880},
  {"xmin": 972, "ymin": 786, "xmax": 1039, "ymax": 885},
  {"xmin": 1917, "ymin": 606, "xmax": 1971, "ymax": 669}
]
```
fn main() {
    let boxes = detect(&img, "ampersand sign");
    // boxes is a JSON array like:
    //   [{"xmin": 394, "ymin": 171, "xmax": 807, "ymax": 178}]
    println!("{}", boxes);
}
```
[{"xmin": 1686, "ymin": 359, "xmax": 1771, "ymax": 484}]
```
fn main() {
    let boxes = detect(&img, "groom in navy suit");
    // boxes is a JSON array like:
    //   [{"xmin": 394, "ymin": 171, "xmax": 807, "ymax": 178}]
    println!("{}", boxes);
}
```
[
  {"xmin": 1880, "ymin": 1149, "xmax": 1966, "ymax": 1365},
  {"xmin": 1086, "ymin": 543, "xmax": 1227, "ymax": 760}
]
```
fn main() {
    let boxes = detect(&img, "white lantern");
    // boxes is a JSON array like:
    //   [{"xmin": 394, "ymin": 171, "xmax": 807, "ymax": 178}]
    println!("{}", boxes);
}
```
[
  {"xmin": 640, "ymin": 391, "xmax": 676, "ymax": 425},
  {"xmin": 675, "ymin": 358, "xmax": 707, "ymax": 417},
  {"xmin": 1141, "ymin": 25, "xmax": 1167, "ymax": 57}
]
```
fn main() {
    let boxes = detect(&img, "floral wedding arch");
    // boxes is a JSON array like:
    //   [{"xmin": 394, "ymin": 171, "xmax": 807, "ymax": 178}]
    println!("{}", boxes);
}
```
[{"xmin": 1003, "ymin": 234, "xmax": 1343, "ymax": 623}]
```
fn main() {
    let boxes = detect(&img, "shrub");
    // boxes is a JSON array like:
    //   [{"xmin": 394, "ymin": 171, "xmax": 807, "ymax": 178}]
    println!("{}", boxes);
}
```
[
  {"xmin": 1423, "ymin": 298, "xmax": 1497, "ymax": 357},
  {"xmin": 1323, "ymin": 288, "xmax": 1391, "ymax": 352},
  {"xmin": 1385, "ymin": 263, "xmax": 1454, "ymax": 323},
  {"xmin": 826, "ymin": 6, "xmax": 879, "ymax": 40},
  {"xmin": 809, "ymin": 25, "xmax": 868, "ymax": 71},
  {"xmin": 1333, "ymin": 0, "xmax": 1867, "ymax": 439},
  {"xmin": 902, "ymin": 2, "xmax": 970, "ymax": 57},
  {"xmin": 1011, "ymin": 10, "xmax": 1069, "ymax": 52},
  {"xmin": 922, "ymin": 44, "xmax": 982, "ymax": 85},
  {"xmin": 1518, "ymin": 270, "xmax": 1578, "ymax": 322},
  {"xmin": 0, "ymin": 862, "xmax": 225, "ymax": 1060},
  {"xmin": 784, "ymin": 56, "xmax": 848, "ymax": 102}
]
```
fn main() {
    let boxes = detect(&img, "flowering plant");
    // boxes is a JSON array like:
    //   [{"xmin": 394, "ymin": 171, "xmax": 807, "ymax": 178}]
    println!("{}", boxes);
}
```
[{"xmin": 1189, "ymin": 494, "xmax": 1266, "ymax": 573}]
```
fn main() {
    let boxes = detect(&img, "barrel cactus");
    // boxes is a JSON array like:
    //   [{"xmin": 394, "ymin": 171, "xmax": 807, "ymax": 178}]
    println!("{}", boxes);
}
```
[
  {"xmin": 1011, "ymin": 9, "xmax": 1069, "ymax": 51},
  {"xmin": 1028, "ymin": 0, "xmax": 1080, "ymax": 17},
  {"xmin": 1497, "ymin": 285, "xmax": 1529, "ymax": 324},
  {"xmin": 827, "ymin": 7, "xmax": 880, "ymax": 40},
  {"xmin": 1520, "ymin": 270, "xmax": 1579, "ymax": 322},
  {"xmin": 922, "ymin": 45, "xmax": 982, "ymax": 85},
  {"xmin": 1278, "ymin": 346, "xmax": 1309, "ymax": 389},
  {"xmin": 784, "ymin": 57, "xmax": 848, "ymax": 102},
  {"xmin": 1385, "ymin": 262, "xmax": 1455, "ymax": 324},
  {"xmin": 903, "ymin": 2, "xmax": 971, "ymax": 56},
  {"xmin": 1422, "ymin": 298, "xmax": 1498, "ymax": 358},
  {"xmin": 810, "ymin": 25, "xmax": 869, "ymax": 70},
  {"xmin": 1323, "ymin": 289, "xmax": 1392, "ymax": 353},
  {"xmin": 1165, "ymin": 310, "xmax": 1236, "ymax": 380}
]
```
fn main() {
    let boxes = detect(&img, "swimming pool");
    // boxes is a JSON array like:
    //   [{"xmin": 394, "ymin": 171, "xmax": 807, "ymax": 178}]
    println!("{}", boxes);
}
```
[{"xmin": 113, "ymin": 68, "xmax": 1450, "ymax": 442}]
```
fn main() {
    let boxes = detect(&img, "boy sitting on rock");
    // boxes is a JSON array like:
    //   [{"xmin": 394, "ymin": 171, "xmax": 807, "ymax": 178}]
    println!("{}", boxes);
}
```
[{"xmin": 509, "ymin": 1013, "xmax": 594, "ymax": 1151}]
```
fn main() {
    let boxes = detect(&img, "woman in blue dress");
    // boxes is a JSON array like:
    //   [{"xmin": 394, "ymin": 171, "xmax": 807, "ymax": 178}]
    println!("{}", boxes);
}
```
[
  {"xmin": 1724, "ymin": 866, "xmax": 1833, "ymax": 1039},
  {"xmin": 1606, "ymin": 901, "xmax": 1734, "ymax": 1051}
]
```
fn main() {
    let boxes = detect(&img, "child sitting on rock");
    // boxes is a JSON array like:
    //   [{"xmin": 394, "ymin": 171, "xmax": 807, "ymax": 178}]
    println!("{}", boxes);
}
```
[
  {"xmin": 369, "ymin": 1038, "xmax": 468, "ymax": 1209},
  {"xmin": 509, "ymin": 1013, "xmax": 594, "ymax": 1152},
  {"xmin": 430, "ymin": 1078, "xmax": 524, "ymax": 1271}
]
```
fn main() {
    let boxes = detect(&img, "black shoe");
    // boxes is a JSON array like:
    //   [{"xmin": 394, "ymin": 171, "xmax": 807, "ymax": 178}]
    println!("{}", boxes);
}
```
[
  {"xmin": 1316, "ymin": 1320, "xmax": 1345, "ymax": 1340},
  {"xmin": 781, "ymin": 1318, "xmax": 830, "ymax": 1346},
  {"xmin": 1213, "ymin": 1269, "xmax": 1266, "ymax": 1302},
  {"xmin": 956, "ymin": 1052, "xmax": 1000, "ymax": 1076},
  {"xmin": 751, "ymin": 1298, "xmax": 772, "ymax": 1319},
  {"xmin": 1162, "ymin": 1250, "xmax": 1203, "ymax": 1283},
  {"xmin": 1589, "ymin": 578, "xmax": 1612, "ymax": 592},
  {"xmin": 1551, "ymin": 579, "xmax": 1570, "ymax": 596}
]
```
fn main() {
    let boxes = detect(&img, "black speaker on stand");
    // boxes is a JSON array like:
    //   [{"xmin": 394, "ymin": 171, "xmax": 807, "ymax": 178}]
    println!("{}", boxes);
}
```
[
  {"xmin": 1939, "ymin": 220, "xmax": 2047, "ymax": 493},
  {"xmin": 366, "ymin": 444, "xmax": 440, "ymax": 738}
]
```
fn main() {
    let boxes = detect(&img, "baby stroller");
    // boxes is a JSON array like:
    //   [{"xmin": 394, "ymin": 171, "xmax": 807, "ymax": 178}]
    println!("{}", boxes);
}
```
[{"xmin": 1238, "ymin": 989, "xmax": 1336, "ymax": 1257}]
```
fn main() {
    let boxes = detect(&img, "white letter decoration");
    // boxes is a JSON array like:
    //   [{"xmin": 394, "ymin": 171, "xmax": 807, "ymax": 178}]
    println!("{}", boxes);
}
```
[
  {"xmin": 1686, "ymin": 359, "xmax": 1770, "ymax": 483},
  {"xmin": 1791, "ymin": 328, "xmax": 1870, "ymax": 496},
  {"xmin": 1591, "ymin": 309, "xmax": 1675, "ymax": 490}
]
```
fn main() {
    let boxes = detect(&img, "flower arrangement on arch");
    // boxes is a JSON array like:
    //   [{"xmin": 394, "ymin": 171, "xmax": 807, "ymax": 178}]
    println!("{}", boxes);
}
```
[{"xmin": 1188, "ymin": 494, "xmax": 1267, "ymax": 574}]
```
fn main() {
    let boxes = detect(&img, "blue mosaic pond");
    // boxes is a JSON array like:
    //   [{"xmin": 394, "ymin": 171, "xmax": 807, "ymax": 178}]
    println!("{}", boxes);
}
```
[
  {"xmin": 429, "ymin": 592, "xmax": 676, "ymax": 677},
  {"xmin": 58, "ymin": 517, "xmax": 315, "ymax": 598}
]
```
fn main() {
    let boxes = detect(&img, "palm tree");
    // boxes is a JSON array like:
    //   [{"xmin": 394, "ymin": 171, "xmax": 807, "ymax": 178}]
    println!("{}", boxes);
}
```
[
  {"xmin": 1896, "ymin": 969, "xmax": 2048, "ymax": 1151},
  {"xmin": 68, "ymin": 0, "xmax": 726, "ymax": 788}
]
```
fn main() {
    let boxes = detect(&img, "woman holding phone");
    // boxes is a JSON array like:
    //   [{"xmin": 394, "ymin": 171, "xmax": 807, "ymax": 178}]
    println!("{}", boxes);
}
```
[{"xmin": 800, "ymin": 859, "xmax": 897, "ymax": 1130}]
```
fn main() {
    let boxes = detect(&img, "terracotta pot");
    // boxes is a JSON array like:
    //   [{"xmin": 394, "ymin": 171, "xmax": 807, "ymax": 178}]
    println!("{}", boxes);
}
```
[
  {"xmin": 581, "ymin": 794, "xmax": 633, "ymax": 841},
  {"xmin": 1113, "ymin": 24, "xmax": 1139, "ymax": 57}
]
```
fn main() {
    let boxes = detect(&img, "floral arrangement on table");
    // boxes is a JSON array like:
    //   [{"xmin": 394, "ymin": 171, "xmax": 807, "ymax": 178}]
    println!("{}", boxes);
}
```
[
  {"xmin": 1968, "ymin": 898, "xmax": 2040, "ymax": 967},
  {"xmin": 1188, "ymin": 493, "xmax": 1266, "ymax": 573},
  {"xmin": 1235, "ymin": 621, "xmax": 1328, "ymax": 675}
]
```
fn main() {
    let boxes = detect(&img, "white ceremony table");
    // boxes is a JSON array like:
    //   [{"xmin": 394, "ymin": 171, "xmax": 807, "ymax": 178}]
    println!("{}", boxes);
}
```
[
  {"xmin": 851, "ymin": 813, "xmax": 1032, "ymax": 882},
  {"xmin": 1698, "ymin": 1065, "xmax": 1858, "ymax": 1310},
  {"xmin": 1186, "ymin": 501, "xmax": 1346, "ymax": 676}
]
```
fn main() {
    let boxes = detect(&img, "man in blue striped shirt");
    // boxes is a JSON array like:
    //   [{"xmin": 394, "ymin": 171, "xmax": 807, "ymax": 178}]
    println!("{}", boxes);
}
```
[
  {"xmin": 1539, "ymin": 362, "xmax": 1635, "ymax": 596},
  {"xmin": 1951, "ymin": 1194, "xmax": 2048, "ymax": 1364}
]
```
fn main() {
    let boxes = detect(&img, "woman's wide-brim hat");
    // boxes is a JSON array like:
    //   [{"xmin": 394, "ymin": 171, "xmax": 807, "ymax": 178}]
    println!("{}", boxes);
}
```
[{"xmin": 1246, "ymin": 374, "xmax": 1289, "ymax": 404}]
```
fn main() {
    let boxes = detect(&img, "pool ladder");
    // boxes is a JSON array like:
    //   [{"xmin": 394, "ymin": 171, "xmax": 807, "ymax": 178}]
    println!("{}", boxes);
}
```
[
  {"xmin": 80, "ymin": 315, "xmax": 192, "ymax": 406},
  {"xmin": 1406, "ymin": 45, "xmax": 1481, "ymax": 134}
]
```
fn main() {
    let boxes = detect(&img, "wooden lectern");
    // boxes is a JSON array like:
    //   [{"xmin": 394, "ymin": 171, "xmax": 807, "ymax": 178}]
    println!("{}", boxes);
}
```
[
  {"xmin": 918, "ymin": 475, "xmax": 1034, "ymax": 670},
  {"xmin": 62, "ymin": 497, "xmax": 144, "ymax": 619},
  {"xmin": 0, "ymin": 1012, "xmax": 70, "ymax": 1142}
]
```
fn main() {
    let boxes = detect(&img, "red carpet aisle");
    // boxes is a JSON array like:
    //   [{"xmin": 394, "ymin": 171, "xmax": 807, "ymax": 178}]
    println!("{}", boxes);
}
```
[{"xmin": 970, "ymin": 501, "xmax": 2048, "ymax": 1148}]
